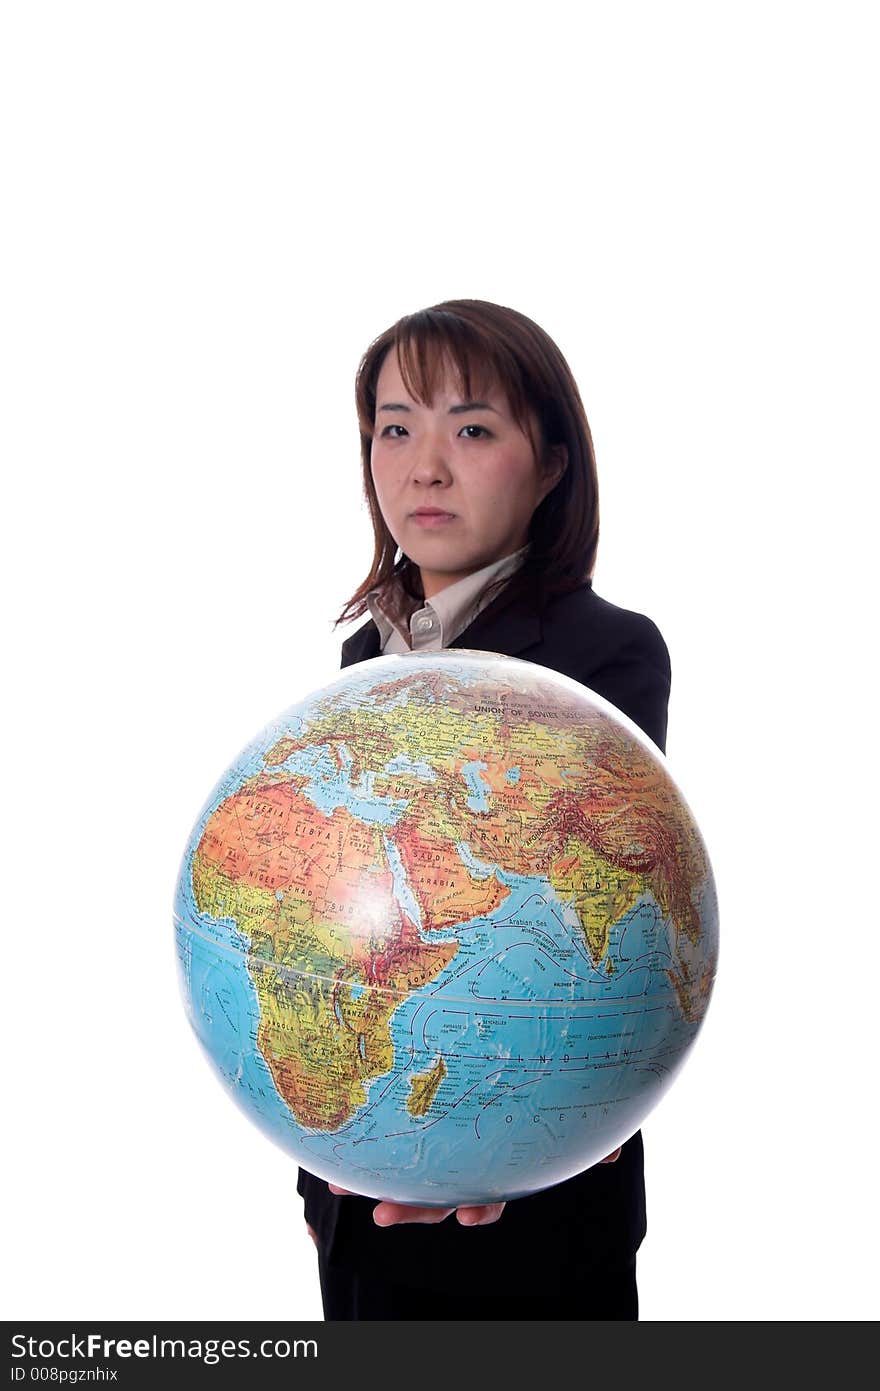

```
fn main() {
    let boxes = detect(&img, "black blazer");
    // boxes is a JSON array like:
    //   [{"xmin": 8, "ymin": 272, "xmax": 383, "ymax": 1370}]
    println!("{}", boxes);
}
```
[{"xmin": 297, "ymin": 574, "xmax": 672, "ymax": 1297}]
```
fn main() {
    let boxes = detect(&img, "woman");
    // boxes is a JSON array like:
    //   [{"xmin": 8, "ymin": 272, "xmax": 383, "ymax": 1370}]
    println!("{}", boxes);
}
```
[{"xmin": 297, "ymin": 298, "xmax": 672, "ymax": 1320}]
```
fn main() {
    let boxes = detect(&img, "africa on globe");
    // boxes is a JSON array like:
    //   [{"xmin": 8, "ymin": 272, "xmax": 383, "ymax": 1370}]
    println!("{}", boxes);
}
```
[{"xmin": 173, "ymin": 650, "xmax": 718, "ymax": 1206}]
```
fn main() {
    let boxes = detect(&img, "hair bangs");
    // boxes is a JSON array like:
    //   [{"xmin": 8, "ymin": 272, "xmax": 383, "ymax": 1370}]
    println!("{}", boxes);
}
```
[{"xmin": 395, "ymin": 312, "xmax": 531, "ymax": 439}]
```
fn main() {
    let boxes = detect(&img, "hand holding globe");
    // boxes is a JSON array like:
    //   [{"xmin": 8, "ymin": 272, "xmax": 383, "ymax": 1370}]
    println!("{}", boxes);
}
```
[{"xmin": 322, "ymin": 1143, "xmax": 623, "ymax": 1229}]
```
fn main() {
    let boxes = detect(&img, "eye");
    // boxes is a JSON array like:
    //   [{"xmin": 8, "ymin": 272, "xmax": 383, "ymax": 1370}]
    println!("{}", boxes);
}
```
[{"xmin": 379, "ymin": 424, "xmax": 491, "ymax": 439}]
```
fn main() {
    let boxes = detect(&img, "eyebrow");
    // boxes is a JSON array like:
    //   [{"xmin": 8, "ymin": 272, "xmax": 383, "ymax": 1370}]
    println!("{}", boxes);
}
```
[{"xmin": 377, "ymin": 401, "xmax": 500, "ymax": 415}]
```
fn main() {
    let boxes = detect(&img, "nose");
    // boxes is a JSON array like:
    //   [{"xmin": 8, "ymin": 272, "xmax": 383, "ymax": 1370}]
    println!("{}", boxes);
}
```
[{"xmin": 409, "ymin": 435, "xmax": 454, "ymax": 487}]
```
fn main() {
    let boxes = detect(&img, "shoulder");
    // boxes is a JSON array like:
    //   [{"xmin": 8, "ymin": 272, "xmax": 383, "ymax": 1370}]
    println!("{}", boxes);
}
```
[
  {"xmin": 530, "ymin": 582, "xmax": 671, "ymax": 753},
  {"xmin": 541, "ymin": 582, "xmax": 671, "ymax": 679}
]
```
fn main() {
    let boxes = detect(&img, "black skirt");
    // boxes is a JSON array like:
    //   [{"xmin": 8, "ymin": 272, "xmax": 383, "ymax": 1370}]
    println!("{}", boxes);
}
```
[{"xmin": 315, "ymin": 1247, "xmax": 638, "ymax": 1319}]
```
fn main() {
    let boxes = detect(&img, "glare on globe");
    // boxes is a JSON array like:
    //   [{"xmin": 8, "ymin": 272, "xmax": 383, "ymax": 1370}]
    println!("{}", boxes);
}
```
[{"xmin": 174, "ymin": 650, "xmax": 718, "ymax": 1206}]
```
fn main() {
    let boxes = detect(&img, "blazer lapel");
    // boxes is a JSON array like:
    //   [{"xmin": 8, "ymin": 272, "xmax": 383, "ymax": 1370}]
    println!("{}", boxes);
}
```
[{"xmin": 447, "ymin": 578, "xmax": 543, "ymax": 656}]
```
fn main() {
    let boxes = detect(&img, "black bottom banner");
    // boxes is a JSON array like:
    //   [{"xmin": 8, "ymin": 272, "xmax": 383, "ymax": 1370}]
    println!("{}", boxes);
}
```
[{"xmin": 3, "ymin": 1319, "xmax": 864, "ymax": 1387}]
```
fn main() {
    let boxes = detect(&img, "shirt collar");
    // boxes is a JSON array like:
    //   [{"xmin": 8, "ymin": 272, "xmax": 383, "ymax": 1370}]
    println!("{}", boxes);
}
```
[{"xmin": 366, "ymin": 544, "xmax": 530, "ymax": 649}]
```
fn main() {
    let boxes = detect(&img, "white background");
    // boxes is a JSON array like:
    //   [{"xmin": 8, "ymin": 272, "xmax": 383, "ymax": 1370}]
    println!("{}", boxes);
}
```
[{"xmin": 3, "ymin": 1, "xmax": 877, "ymax": 1322}]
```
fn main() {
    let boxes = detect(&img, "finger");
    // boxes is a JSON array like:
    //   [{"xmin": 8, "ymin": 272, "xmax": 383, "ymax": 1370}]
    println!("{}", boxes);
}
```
[
  {"xmin": 327, "ymin": 1184, "xmax": 357, "ymax": 1195},
  {"xmin": 372, "ymin": 1202, "xmax": 456, "ymax": 1226},
  {"xmin": 600, "ymin": 1147, "xmax": 623, "ymax": 1163},
  {"xmin": 456, "ymin": 1202, "xmax": 506, "ymax": 1226}
]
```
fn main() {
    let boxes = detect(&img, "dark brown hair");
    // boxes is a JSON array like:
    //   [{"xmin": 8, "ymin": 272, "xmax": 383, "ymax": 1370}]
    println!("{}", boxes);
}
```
[{"xmin": 333, "ymin": 298, "xmax": 600, "ymax": 629}]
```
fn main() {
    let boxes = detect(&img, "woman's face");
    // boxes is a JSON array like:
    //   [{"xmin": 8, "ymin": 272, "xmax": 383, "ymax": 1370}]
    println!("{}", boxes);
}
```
[{"xmin": 370, "ymin": 350, "xmax": 566, "ymax": 599}]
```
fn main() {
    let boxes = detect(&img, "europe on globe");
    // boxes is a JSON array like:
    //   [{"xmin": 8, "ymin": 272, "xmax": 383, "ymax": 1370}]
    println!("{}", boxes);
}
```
[{"xmin": 174, "ymin": 650, "xmax": 718, "ymax": 1206}]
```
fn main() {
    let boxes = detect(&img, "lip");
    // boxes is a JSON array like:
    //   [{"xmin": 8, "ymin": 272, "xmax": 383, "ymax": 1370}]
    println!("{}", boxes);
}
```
[{"xmin": 410, "ymin": 509, "xmax": 457, "ymax": 527}]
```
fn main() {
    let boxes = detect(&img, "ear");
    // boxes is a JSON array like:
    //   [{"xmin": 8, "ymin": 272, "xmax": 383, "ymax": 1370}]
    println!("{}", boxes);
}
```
[{"xmin": 540, "ymin": 442, "xmax": 568, "ymax": 499}]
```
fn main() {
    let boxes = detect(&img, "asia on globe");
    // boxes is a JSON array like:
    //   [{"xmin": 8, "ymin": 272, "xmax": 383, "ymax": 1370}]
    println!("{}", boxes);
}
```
[{"xmin": 173, "ymin": 650, "xmax": 719, "ymax": 1206}]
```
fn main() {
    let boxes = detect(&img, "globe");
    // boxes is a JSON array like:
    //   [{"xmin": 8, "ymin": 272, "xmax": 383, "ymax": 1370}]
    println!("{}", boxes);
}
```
[{"xmin": 174, "ymin": 649, "xmax": 718, "ymax": 1207}]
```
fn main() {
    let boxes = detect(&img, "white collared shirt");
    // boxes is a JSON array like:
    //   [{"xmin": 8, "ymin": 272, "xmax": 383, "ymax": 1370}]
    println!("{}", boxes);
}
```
[{"xmin": 366, "ymin": 545, "xmax": 529, "ymax": 654}]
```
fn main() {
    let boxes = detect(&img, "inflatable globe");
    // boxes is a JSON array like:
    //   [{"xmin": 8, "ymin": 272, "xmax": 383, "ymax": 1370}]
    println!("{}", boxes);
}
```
[{"xmin": 174, "ymin": 650, "xmax": 718, "ymax": 1206}]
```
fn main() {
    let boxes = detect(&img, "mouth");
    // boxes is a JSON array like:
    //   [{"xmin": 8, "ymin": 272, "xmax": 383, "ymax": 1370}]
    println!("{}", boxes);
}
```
[{"xmin": 410, "ymin": 510, "xmax": 457, "ymax": 527}]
